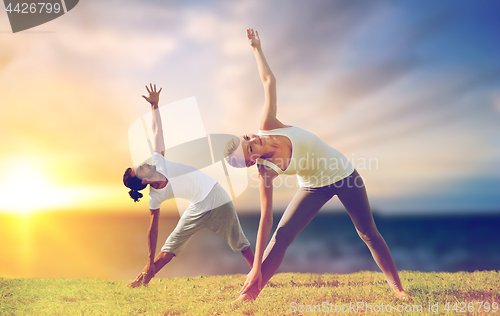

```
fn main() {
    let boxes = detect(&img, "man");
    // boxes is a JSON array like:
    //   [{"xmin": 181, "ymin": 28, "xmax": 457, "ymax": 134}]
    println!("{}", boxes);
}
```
[{"xmin": 123, "ymin": 84, "xmax": 253, "ymax": 287}]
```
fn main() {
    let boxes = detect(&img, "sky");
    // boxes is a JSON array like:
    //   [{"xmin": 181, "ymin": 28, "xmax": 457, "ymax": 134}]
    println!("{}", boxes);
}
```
[{"xmin": 1, "ymin": 0, "xmax": 500, "ymax": 216}]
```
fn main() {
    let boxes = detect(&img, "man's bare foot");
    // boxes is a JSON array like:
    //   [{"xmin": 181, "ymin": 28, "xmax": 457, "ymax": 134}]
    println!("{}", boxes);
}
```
[
  {"xmin": 143, "ymin": 272, "xmax": 154, "ymax": 286},
  {"xmin": 126, "ymin": 272, "xmax": 146, "ymax": 288},
  {"xmin": 393, "ymin": 288, "xmax": 410, "ymax": 300},
  {"xmin": 231, "ymin": 292, "xmax": 255, "ymax": 305},
  {"xmin": 126, "ymin": 280, "xmax": 143, "ymax": 288}
]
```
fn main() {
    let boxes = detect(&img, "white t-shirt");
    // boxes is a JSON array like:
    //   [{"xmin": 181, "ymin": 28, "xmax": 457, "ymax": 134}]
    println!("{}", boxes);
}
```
[{"xmin": 149, "ymin": 152, "xmax": 217, "ymax": 211}]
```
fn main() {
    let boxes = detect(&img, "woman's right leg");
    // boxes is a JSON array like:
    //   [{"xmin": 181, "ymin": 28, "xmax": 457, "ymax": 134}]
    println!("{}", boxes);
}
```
[
  {"xmin": 336, "ymin": 171, "xmax": 407, "ymax": 298},
  {"xmin": 242, "ymin": 186, "xmax": 336, "ymax": 299}
]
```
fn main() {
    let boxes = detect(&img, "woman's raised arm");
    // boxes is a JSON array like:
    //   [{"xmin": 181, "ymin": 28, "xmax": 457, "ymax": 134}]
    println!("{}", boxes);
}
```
[{"xmin": 247, "ymin": 28, "xmax": 285, "ymax": 131}]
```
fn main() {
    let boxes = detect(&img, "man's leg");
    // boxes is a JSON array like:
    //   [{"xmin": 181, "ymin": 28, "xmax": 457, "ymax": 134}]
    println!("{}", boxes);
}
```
[
  {"xmin": 143, "ymin": 251, "xmax": 175, "ymax": 284},
  {"xmin": 128, "ymin": 251, "xmax": 175, "ymax": 287},
  {"xmin": 204, "ymin": 199, "xmax": 255, "ymax": 269},
  {"xmin": 153, "ymin": 251, "xmax": 175, "ymax": 272},
  {"xmin": 202, "ymin": 185, "xmax": 254, "ymax": 269},
  {"xmin": 241, "ymin": 246, "xmax": 254, "ymax": 268},
  {"xmin": 128, "ymin": 205, "xmax": 210, "ymax": 288}
]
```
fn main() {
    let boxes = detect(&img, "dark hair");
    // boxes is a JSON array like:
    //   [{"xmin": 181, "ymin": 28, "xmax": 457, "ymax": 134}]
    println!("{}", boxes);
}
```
[{"xmin": 123, "ymin": 167, "xmax": 147, "ymax": 202}]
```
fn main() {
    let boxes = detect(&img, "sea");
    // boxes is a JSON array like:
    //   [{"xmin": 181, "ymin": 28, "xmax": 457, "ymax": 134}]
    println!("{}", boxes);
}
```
[{"xmin": 0, "ymin": 211, "xmax": 499, "ymax": 280}]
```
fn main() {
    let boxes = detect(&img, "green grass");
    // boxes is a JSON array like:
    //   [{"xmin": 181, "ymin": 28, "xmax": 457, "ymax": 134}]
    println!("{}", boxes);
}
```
[{"xmin": 1, "ymin": 271, "xmax": 499, "ymax": 315}]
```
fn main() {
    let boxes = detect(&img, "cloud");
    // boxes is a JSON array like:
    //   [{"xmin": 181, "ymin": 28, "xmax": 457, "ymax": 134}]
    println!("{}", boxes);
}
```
[
  {"xmin": 2, "ymin": 0, "xmax": 499, "ymax": 213},
  {"xmin": 56, "ymin": 27, "xmax": 177, "ymax": 69},
  {"xmin": 334, "ymin": 68, "xmax": 500, "ymax": 148}
]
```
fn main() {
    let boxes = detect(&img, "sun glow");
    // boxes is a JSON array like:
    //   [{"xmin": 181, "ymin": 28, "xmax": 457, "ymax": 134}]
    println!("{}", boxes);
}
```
[{"xmin": 0, "ymin": 160, "xmax": 75, "ymax": 215}]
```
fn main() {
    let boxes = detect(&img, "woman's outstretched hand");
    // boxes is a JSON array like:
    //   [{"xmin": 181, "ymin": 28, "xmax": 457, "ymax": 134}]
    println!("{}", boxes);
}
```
[
  {"xmin": 239, "ymin": 266, "xmax": 262, "ymax": 295},
  {"xmin": 246, "ymin": 28, "xmax": 261, "ymax": 48},
  {"xmin": 142, "ymin": 83, "xmax": 162, "ymax": 108}
]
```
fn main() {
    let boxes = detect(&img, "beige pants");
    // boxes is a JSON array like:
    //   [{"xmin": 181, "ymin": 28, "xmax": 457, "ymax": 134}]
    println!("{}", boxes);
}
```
[{"xmin": 161, "ymin": 183, "xmax": 250, "ymax": 255}]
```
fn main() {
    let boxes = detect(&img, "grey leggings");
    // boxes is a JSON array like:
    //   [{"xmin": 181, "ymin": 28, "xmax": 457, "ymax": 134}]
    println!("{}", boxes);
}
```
[{"xmin": 248, "ymin": 169, "xmax": 403, "ymax": 298}]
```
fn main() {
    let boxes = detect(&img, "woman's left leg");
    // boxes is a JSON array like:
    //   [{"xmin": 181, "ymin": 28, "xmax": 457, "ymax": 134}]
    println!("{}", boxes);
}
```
[{"xmin": 336, "ymin": 170, "xmax": 407, "ymax": 298}]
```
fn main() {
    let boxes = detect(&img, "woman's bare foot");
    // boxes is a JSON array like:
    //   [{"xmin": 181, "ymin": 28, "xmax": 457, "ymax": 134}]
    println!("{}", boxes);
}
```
[
  {"xmin": 231, "ymin": 292, "xmax": 255, "ymax": 305},
  {"xmin": 393, "ymin": 288, "xmax": 410, "ymax": 300}
]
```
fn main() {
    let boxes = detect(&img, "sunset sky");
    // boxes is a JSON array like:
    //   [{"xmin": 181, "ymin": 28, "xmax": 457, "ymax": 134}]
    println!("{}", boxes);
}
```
[{"xmin": 1, "ymin": 0, "xmax": 500, "ymax": 216}]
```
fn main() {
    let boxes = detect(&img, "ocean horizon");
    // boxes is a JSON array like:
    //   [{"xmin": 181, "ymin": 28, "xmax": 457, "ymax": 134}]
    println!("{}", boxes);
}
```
[{"xmin": 1, "ymin": 211, "xmax": 499, "ymax": 280}]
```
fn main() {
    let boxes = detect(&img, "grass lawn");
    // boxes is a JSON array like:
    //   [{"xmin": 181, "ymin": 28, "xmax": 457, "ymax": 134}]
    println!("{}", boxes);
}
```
[{"xmin": 1, "ymin": 271, "xmax": 499, "ymax": 315}]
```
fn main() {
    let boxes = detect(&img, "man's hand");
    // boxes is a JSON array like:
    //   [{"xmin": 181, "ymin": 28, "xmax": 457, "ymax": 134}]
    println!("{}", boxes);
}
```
[
  {"xmin": 246, "ymin": 28, "xmax": 261, "ymax": 48},
  {"xmin": 142, "ymin": 83, "xmax": 162, "ymax": 108}
]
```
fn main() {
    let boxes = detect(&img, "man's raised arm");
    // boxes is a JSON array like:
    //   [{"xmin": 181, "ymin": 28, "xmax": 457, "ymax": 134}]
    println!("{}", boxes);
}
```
[{"xmin": 142, "ymin": 84, "xmax": 165, "ymax": 156}]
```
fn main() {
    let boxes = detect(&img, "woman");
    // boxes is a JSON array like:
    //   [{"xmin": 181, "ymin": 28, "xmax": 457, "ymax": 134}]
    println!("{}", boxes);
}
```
[
  {"xmin": 225, "ymin": 28, "xmax": 408, "ymax": 302},
  {"xmin": 123, "ymin": 84, "xmax": 254, "ymax": 287}
]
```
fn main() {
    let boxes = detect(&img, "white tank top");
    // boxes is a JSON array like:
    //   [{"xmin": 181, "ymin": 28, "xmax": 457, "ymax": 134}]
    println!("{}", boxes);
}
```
[{"xmin": 256, "ymin": 126, "xmax": 354, "ymax": 187}]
